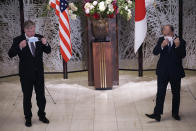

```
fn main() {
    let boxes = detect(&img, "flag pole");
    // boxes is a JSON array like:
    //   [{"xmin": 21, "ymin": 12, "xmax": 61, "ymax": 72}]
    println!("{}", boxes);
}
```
[
  {"xmin": 63, "ymin": 59, "xmax": 68, "ymax": 79},
  {"xmin": 19, "ymin": 0, "xmax": 24, "ymax": 34},
  {"xmin": 179, "ymin": 0, "xmax": 183, "ymax": 38},
  {"xmin": 138, "ymin": 45, "xmax": 143, "ymax": 77}
]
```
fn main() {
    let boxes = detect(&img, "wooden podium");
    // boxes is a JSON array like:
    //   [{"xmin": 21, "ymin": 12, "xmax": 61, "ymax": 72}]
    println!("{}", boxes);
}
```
[
  {"xmin": 93, "ymin": 42, "xmax": 113, "ymax": 89},
  {"xmin": 87, "ymin": 17, "xmax": 119, "ymax": 89}
]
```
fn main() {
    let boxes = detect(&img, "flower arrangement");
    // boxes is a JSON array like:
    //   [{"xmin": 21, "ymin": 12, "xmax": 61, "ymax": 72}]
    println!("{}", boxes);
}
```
[{"xmin": 68, "ymin": 0, "xmax": 134, "ymax": 20}]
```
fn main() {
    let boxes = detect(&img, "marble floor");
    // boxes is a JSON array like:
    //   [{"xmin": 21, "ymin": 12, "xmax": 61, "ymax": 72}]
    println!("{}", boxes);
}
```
[{"xmin": 0, "ymin": 71, "xmax": 196, "ymax": 131}]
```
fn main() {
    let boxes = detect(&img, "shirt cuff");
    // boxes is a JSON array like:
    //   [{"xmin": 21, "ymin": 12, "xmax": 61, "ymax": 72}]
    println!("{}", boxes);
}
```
[{"xmin": 19, "ymin": 45, "xmax": 22, "ymax": 50}]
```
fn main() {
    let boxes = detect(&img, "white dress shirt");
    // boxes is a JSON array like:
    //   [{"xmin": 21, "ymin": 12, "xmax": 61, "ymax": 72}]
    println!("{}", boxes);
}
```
[
  {"xmin": 162, "ymin": 35, "xmax": 177, "ymax": 50},
  {"xmin": 25, "ymin": 34, "xmax": 37, "ymax": 55}
]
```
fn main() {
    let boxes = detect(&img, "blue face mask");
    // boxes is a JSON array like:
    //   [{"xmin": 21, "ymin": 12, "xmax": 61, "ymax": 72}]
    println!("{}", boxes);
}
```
[{"xmin": 28, "ymin": 37, "xmax": 39, "ymax": 43}]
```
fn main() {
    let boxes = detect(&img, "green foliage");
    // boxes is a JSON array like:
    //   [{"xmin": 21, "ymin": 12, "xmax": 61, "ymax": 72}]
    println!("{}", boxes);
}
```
[{"xmin": 117, "ymin": 0, "xmax": 135, "ymax": 21}]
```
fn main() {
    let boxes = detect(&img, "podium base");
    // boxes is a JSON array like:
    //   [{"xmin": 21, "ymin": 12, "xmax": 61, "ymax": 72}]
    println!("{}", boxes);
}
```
[
  {"xmin": 95, "ymin": 87, "xmax": 112, "ymax": 90},
  {"xmin": 93, "ymin": 41, "xmax": 113, "ymax": 90}
]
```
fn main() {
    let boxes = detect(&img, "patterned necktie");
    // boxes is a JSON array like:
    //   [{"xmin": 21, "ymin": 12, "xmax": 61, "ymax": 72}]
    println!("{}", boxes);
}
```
[
  {"xmin": 168, "ymin": 42, "xmax": 172, "ymax": 52},
  {"xmin": 30, "ymin": 42, "xmax": 36, "ymax": 56}
]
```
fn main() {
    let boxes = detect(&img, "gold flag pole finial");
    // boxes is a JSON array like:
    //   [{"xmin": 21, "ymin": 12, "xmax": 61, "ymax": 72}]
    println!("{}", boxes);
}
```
[
  {"xmin": 153, "ymin": 0, "xmax": 156, "ymax": 8},
  {"xmin": 47, "ymin": 4, "xmax": 51, "ymax": 10}
]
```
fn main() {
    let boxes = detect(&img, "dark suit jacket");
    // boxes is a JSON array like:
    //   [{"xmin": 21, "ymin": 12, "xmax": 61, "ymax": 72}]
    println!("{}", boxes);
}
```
[
  {"xmin": 153, "ymin": 36, "xmax": 186, "ymax": 79},
  {"xmin": 8, "ymin": 34, "xmax": 51, "ymax": 78}
]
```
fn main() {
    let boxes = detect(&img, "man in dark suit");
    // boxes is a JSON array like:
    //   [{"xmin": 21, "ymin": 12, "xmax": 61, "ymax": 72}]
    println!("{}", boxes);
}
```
[
  {"xmin": 145, "ymin": 25, "xmax": 186, "ymax": 121},
  {"xmin": 8, "ymin": 20, "xmax": 51, "ymax": 127}
]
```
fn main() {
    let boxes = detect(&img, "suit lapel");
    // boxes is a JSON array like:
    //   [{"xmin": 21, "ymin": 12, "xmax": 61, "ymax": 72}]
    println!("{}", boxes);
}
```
[
  {"xmin": 35, "ymin": 42, "xmax": 39, "ymax": 57},
  {"xmin": 20, "ymin": 34, "xmax": 33, "ymax": 57},
  {"xmin": 172, "ymin": 43, "xmax": 175, "ymax": 49},
  {"xmin": 27, "ymin": 43, "xmax": 35, "ymax": 57},
  {"xmin": 27, "ymin": 35, "xmax": 40, "ymax": 57},
  {"xmin": 24, "ymin": 34, "xmax": 42, "ymax": 57},
  {"xmin": 34, "ymin": 35, "xmax": 42, "ymax": 57}
]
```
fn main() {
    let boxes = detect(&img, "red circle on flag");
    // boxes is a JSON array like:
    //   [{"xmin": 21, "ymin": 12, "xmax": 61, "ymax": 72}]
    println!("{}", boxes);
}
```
[{"xmin": 135, "ymin": 0, "xmax": 146, "ymax": 22}]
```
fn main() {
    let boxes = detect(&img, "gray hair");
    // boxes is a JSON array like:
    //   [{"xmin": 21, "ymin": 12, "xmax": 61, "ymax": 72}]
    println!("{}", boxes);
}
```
[{"xmin": 24, "ymin": 20, "xmax": 35, "ymax": 29}]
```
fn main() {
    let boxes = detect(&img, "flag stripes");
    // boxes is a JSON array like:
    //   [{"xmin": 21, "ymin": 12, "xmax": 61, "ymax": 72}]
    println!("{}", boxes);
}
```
[{"xmin": 49, "ymin": 0, "xmax": 72, "ymax": 62}]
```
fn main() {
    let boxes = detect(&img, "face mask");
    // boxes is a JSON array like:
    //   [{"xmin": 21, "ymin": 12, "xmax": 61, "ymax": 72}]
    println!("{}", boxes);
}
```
[
  {"xmin": 164, "ymin": 36, "xmax": 173, "ymax": 42},
  {"xmin": 28, "ymin": 37, "xmax": 39, "ymax": 43}
]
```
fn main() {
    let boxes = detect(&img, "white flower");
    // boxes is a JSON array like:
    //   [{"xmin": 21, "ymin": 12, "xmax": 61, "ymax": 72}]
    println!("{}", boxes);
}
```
[
  {"xmin": 105, "ymin": 0, "xmax": 113, "ymax": 5},
  {"xmin": 84, "ymin": 2, "xmax": 91, "ymax": 10},
  {"xmin": 69, "ymin": 3, "xmax": 74, "ymax": 7},
  {"xmin": 70, "ymin": 14, "xmax": 77, "ymax": 20},
  {"xmin": 90, "ymin": 5, "xmax": 95, "ymax": 10},
  {"xmin": 127, "ymin": 9, "xmax": 132, "ymax": 20},
  {"xmin": 84, "ymin": 2, "xmax": 94, "ymax": 13},
  {"xmin": 125, "ymin": 6, "xmax": 128, "ymax": 11},
  {"xmin": 69, "ymin": 3, "xmax": 78, "ymax": 11},
  {"xmin": 108, "ymin": 4, "xmax": 114, "ymax": 12},
  {"xmin": 98, "ymin": 1, "xmax": 106, "ymax": 12},
  {"xmin": 93, "ymin": 1, "xmax": 98, "ymax": 6},
  {"xmin": 128, "ymin": 9, "xmax": 131, "ymax": 14},
  {"xmin": 85, "ymin": 9, "xmax": 90, "ymax": 14},
  {"xmin": 127, "ymin": 0, "xmax": 132, "ymax": 5}
]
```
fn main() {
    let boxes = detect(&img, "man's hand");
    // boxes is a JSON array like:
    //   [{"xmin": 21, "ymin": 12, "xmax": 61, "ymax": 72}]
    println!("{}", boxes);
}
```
[
  {"xmin": 41, "ymin": 37, "xmax": 47, "ymax": 45},
  {"xmin": 174, "ymin": 38, "xmax": 180, "ymax": 48},
  {"xmin": 161, "ymin": 39, "xmax": 169, "ymax": 48},
  {"xmin": 19, "ymin": 40, "xmax": 27, "ymax": 49}
]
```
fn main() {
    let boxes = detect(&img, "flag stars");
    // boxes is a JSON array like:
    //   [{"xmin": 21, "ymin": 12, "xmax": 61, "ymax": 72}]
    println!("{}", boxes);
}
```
[{"xmin": 60, "ymin": 0, "xmax": 68, "ymax": 12}]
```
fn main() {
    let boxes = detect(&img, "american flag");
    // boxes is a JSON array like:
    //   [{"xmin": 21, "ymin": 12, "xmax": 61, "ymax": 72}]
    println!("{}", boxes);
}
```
[{"xmin": 49, "ymin": 0, "xmax": 72, "ymax": 62}]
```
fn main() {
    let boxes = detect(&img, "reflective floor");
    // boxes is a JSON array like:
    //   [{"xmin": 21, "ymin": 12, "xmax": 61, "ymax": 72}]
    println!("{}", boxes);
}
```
[{"xmin": 0, "ymin": 71, "xmax": 196, "ymax": 131}]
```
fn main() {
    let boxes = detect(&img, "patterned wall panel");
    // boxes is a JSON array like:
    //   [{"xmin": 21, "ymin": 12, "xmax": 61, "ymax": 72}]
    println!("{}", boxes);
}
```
[
  {"xmin": 183, "ymin": 0, "xmax": 196, "ymax": 69},
  {"xmin": 0, "ymin": 0, "xmax": 20, "ymax": 77},
  {"xmin": 118, "ymin": 13, "xmax": 137, "ymax": 70},
  {"xmin": 0, "ymin": 0, "xmax": 195, "ymax": 77}
]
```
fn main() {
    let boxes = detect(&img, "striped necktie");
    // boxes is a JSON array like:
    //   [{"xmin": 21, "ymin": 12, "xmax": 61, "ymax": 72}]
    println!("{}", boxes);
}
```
[
  {"xmin": 168, "ymin": 42, "xmax": 172, "ymax": 52},
  {"xmin": 30, "ymin": 42, "xmax": 36, "ymax": 56}
]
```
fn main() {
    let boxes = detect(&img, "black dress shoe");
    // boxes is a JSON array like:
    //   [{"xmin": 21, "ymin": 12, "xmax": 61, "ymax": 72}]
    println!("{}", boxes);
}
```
[
  {"xmin": 25, "ymin": 119, "xmax": 32, "ymax": 127},
  {"xmin": 39, "ymin": 117, "xmax": 50, "ymax": 124},
  {"xmin": 145, "ymin": 113, "xmax": 161, "ymax": 122},
  {"xmin": 172, "ymin": 115, "xmax": 181, "ymax": 121}
]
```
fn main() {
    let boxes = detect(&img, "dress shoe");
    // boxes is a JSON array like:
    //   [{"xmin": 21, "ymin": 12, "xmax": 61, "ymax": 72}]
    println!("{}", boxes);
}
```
[
  {"xmin": 145, "ymin": 113, "xmax": 161, "ymax": 122},
  {"xmin": 172, "ymin": 115, "xmax": 181, "ymax": 121},
  {"xmin": 25, "ymin": 119, "xmax": 32, "ymax": 127},
  {"xmin": 39, "ymin": 116, "xmax": 50, "ymax": 124}
]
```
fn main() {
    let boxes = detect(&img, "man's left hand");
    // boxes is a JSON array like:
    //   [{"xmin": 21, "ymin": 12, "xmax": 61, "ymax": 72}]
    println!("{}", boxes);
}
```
[
  {"xmin": 174, "ymin": 38, "xmax": 180, "ymax": 48},
  {"xmin": 41, "ymin": 37, "xmax": 47, "ymax": 45}
]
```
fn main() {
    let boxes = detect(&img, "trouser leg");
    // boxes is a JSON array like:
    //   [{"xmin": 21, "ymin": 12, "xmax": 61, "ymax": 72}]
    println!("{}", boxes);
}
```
[
  {"xmin": 34, "ymin": 72, "xmax": 46, "ymax": 118},
  {"xmin": 170, "ymin": 78, "xmax": 181, "ymax": 116},
  {"xmin": 20, "ymin": 77, "xmax": 33, "ymax": 120},
  {"xmin": 154, "ymin": 76, "xmax": 169, "ymax": 115}
]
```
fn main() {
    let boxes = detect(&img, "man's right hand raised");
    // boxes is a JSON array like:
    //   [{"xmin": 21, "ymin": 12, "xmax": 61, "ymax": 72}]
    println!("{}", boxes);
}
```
[
  {"xmin": 19, "ymin": 40, "xmax": 27, "ymax": 49},
  {"xmin": 161, "ymin": 39, "xmax": 169, "ymax": 48}
]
